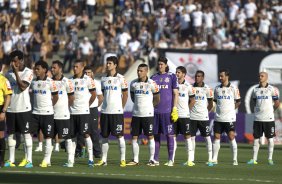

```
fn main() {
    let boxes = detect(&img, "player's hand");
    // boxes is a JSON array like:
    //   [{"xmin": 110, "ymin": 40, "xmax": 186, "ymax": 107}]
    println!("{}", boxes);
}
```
[
  {"xmin": 11, "ymin": 61, "xmax": 19, "ymax": 72},
  {"xmin": 171, "ymin": 107, "xmax": 178, "ymax": 123},
  {"xmin": 0, "ymin": 112, "xmax": 5, "ymax": 122}
]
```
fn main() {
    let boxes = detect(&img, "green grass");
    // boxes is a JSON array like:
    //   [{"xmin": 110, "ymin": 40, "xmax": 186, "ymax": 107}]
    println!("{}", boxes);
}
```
[{"xmin": 0, "ymin": 142, "xmax": 281, "ymax": 184}]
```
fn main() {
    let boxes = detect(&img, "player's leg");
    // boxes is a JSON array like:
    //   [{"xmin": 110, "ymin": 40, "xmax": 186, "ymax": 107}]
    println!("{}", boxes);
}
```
[
  {"xmin": 264, "ymin": 121, "xmax": 275, "ymax": 165},
  {"xmin": 35, "ymin": 129, "xmax": 44, "ymax": 152},
  {"xmin": 0, "ymin": 112, "xmax": 6, "ymax": 167},
  {"xmin": 199, "ymin": 121, "xmax": 213, "ymax": 164},
  {"xmin": 90, "ymin": 107, "xmax": 101, "ymax": 158},
  {"xmin": 248, "ymin": 121, "xmax": 262, "ymax": 164},
  {"xmin": 212, "ymin": 121, "xmax": 222, "ymax": 164},
  {"xmin": 54, "ymin": 134, "xmax": 60, "ymax": 152},
  {"xmin": 112, "ymin": 114, "xmax": 126, "ymax": 167},
  {"xmin": 142, "ymin": 117, "xmax": 155, "ymax": 165},
  {"xmin": 127, "ymin": 116, "xmax": 141, "ymax": 165},
  {"xmin": 63, "ymin": 116, "xmax": 77, "ymax": 167},
  {"xmin": 153, "ymin": 114, "xmax": 161, "ymax": 165},
  {"xmin": 95, "ymin": 113, "xmax": 110, "ymax": 166},
  {"xmin": 40, "ymin": 115, "xmax": 55, "ymax": 167},
  {"xmin": 5, "ymin": 113, "xmax": 17, "ymax": 167},
  {"xmin": 226, "ymin": 122, "xmax": 238, "ymax": 165},
  {"xmin": 184, "ymin": 119, "xmax": 195, "ymax": 166},
  {"xmin": 163, "ymin": 113, "xmax": 175, "ymax": 166}
]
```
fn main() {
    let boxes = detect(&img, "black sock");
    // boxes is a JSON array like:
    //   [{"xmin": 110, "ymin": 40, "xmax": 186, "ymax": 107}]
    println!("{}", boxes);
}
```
[{"xmin": 0, "ymin": 138, "xmax": 6, "ymax": 166}]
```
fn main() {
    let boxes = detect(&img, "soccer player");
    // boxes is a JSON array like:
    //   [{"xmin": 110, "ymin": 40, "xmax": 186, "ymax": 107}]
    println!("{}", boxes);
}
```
[
  {"xmin": 95, "ymin": 56, "xmax": 128, "ymax": 167},
  {"xmin": 190, "ymin": 70, "xmax": 214, "ymax": 166},
  {"xmin": 151, "ymin": 56, "xmax": 179, "ymax": 166},
  {"xmin": 70, "ymin": 60, "xmax": 96, "ymax": 167},
  {"xmin": 0, "ymin": 73, "xmax": 12, "ymax": 167},
  {"xmin": 127, "ymin": 63, "xmax": 160, "ymax": 166},
  {"xmin": 31, "ymin": 61, "xmax": 59, "ymax": 167},
  {"xmin": 174, "ymin": 66, "xmax": 195, "ymax": 166},
  {"xmin": 5, "ymin": 50, "xmax": 34, "ymax": 168},
  {"xmin": 212, "ymin": 69, "xmax": 241, "ymax": 166},
  {"xmin": 51, "ymin": 60, "xmax": 75, "ymax": 167},
  {"xmin": 84, "ymin": 66, "xmax": 103, "ymax": 158},
  {"xmin": 247, "ymin": 72, "xmax": 280, "ymax": 165}
]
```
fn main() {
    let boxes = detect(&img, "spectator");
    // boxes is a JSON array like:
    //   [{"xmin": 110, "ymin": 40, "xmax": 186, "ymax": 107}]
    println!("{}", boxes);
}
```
[{"xmin": 77, "ymin": 37, "xmax": 93, "ymax": 65}]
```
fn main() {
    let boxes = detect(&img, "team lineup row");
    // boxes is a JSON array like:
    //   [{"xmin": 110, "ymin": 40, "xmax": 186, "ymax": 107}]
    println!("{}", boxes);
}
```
[{"xmin": 0, "ymin": 50, "xmax": 280, "ymax": 168}]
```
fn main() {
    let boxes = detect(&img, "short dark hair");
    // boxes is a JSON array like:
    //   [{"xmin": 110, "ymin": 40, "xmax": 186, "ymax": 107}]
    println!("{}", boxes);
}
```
[
  {"xmin": 176, "ymin": 66, "xmax": 187, "ymax": 75},
  {"xmin": 219, "ymin": 69, "xmax": 230, "ymax": 77},
  {"xmin": 84, "ymin": 66, "xmax": 92, "ymax": 71},
  {"xmin": 195, "ymin": 70, "xmax": 205, "ymax": 77},
  {"xmin": 138, "ymin": 63, "xmax": 148, "ymax": 69},
  {"xmin": 157, "ymin": 56, "xmax": 169, "ymax": 72},
  {"xmin": 52, "ymin": 60, "xmax": 63, "ymax": 69},
  {"xmin": 9, "ymin": 50, "xmax": 24, "ymax": 60},
  {"xmin": 35, "ymin": 60, "xmax": 49, "ymax": 73},
  {"xmin": 106, "ymin": 56, "xmax": 118, "ymax": 66}
]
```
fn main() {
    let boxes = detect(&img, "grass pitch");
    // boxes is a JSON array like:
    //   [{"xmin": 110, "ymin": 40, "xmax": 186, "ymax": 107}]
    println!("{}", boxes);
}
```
[{"xmin": 0, "ymin": 142, "xmax": 281, "ymax": 184}]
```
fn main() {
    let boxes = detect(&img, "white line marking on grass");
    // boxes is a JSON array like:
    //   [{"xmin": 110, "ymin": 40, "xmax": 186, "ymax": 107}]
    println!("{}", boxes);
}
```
[{"xmin": 1, "ymin": 170, "xmax": 274, "ymax": 183}]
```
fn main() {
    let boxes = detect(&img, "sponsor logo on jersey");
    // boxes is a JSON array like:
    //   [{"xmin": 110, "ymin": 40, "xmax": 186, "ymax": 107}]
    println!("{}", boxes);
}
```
[
  {"xmin": 217, "ymin": 95, "xmax": 231, "ymax": 100},
  {"xmin": 33, "ymin": 89, "xmax": 47, "ymax": 94},
  {"xmin": 135, "ymin": 90, "xmax": 149, "ymax": 95},
  {"xmin": 256, "ymin": 95, "xmax": 269, "ymax": 99},
  {"xmin": 158, "ymin": 85, "xmax": 168, "ymax": 89},
  {"xmin": 104, "ymin": 86, "xmax": 117, "ymax": 90}
]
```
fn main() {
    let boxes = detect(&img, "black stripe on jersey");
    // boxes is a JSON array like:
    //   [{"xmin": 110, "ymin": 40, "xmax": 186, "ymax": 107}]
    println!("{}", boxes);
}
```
[
  {"xmin": 122, "ymin": 88, "xmax": 128, "ymax": 91},
  {"xmin": 207, "ymin": 98, "xmax": 213, "ymax": 101},
  {"xmin": 67, "ymin": 92, "xmax": 74, "ymax": 96},
  {"xmin": 89, "ymin": 88, "xmax": 96, "ymax": 92},
  {"xmin": 51, "ymin": 91, "xmax": 58, "ymax": 95},
  {"xmin": 235, "ymin": 99, "xmax": 241, "ymax": 103}
]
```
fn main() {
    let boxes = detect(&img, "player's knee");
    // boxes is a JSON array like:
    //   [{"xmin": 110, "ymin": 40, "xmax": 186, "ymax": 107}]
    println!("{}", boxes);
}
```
[
  {"xmin": 101, "ymin": 137, "xmax": 108, "ymax": 144},
  {"xmin": 132, "ymin": 136, "xmax": 138, "ymax": 140},
  {"xmin": 214, "ymin": 133, "xmax": 221, "ymax": 140},
  {"xmin": 184, "ymin": 135, "xmax": 191, "ymax": 139},
  {"xmin": 148, "ymin": 135, "xmax": 154, "ymax": 140},
  {"xmin": 8, "ymin": 134, "xmax": 16, "ymax": 146}
]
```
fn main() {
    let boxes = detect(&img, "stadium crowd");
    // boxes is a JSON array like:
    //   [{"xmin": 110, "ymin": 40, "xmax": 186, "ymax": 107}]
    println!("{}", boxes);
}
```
[{"xmin": 1, "ymin": 0, "xmax": 282, "ymax": 73}]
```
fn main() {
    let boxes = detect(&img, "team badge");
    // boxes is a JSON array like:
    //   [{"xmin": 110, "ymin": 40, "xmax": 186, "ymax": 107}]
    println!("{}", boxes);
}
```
[
  {"xmin": 160, "ymin": 78, "xmax": 163, "ymax": 82},
  {"xmin": 140, "ymin": 85, "xmax": 143, "ymax": 89},
  {"xmin": 196, "ymin": 90, "xmax": 199, "ymax": 94},
  {"xmin": 75, "ymin": 81, "xmax": 78, "ymax": 85},
  {"xmin": 222, "ymin": 90, "xmax": 225, "ymax": 94},
  {"xmin": 165, "ymin": 77, "xmax": 170, "ymax": 83},
  {"xmin": 108, "ymin": 80, "xmax": 111, "ymax": 84},
  {"xmin": 260, "ymin": 90, "xmax": 263, "ymax": 94},
  {"xmin": 38, "ymin": 83, "xmax": 41, "ymax": 88}
]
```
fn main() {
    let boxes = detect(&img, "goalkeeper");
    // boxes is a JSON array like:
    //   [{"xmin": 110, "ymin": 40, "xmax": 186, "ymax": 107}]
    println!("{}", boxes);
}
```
[{"xmin": 150, "ymin": 57, "xmax": 179, "ymax": 167}]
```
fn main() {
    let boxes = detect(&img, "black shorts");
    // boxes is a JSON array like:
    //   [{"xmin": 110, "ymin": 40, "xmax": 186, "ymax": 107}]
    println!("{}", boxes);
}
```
[
  {"xmin": 190, "ymin": 120, "xmax": 210, "ymax": 137},
  {"xmin": 70, "ymin": 114, "xmax": 91, "ymax": 137},
  {"xmin": 131, "ymin": 116, "xmax": 154, "ymax": 136},
  {"xmin": 253, "ymin": 121, "xmax": 275, "ymax": 139},
  {"xmin": 0, "ymin": 105, "xmax": 5, "ymax": 131},
  {"xmin": 175, "ymin": 118, "xmax": 190, "ymax": 135},
  {"xmin": 89, "ymin": 107, "xmax": 99, "ymax": 134},
  {"xmin": 32, "ymin": 114, "xmax": 54, "ymax": 138},
  {"xmin": 213, "ymin": 121, "xmax": 235, "ymax": 134},
  {"xmin": 100, "ymin": 113, "xmax": 124, "ymax": 137},
  {"xmin": 54, "ymin": 119, "xmax": 71, "ymax": 139},
  {"xmin": 6, "ymin": 111, "xmax": 33, "ymax": 134}
]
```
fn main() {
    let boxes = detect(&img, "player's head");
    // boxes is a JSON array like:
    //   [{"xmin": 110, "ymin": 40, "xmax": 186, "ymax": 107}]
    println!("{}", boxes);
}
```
[
  {"xmin": 219, "ymin": 69, "xmax": 230, "ymax": 84},
  {"xmin": 137, "ymin": 63, "xmax": 148, "ymax": 79},
  {"xmin": 176, "ymin": 66, "xmax": 186, "ymax": 80},
  {"xmin": 157, "ymin": 56, "xmax": 169, "ymax": 73},
  {"xmin": 51, "ymin": 60, "xmax": 63, "ymax": 77},
  {"xmin": 9, "ymin": 50, "xmax": 24, "ymax": 69},
  {"xmin": 195, "ymin": 70, "xmax": 205, "ymax": 84},
  {"xmin": 84, "ymin": 66, "xmax": 94, "ymax": 78},
  {"xmin": 34, "ymin": 60, "xmax": 49, "ymax": 77},
  {"xmin": 106, "ymin": 56, "xmax": 118, "ymax": 73},
  {"xmin": 73, "ymin": 59, "xmax": 85, "ymax": 76},
  {"xmin": 259, "ymin": 71, "xmax": 268, "ymax": 84}
]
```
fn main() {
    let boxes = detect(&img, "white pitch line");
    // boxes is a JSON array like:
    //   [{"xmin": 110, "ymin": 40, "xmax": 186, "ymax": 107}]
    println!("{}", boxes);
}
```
[{"xmin": 1, "ymin": 170, "xmax": 274, "ymax": 183}]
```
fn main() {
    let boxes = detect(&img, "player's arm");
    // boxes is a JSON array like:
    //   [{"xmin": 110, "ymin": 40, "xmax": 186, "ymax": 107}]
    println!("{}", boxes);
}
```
[
  {"xmin": 189, "ymin": 96, "xmax": 195, "ymax": 110},
  {"xmin": 67, "ymin": 93, "xmax": 74, "ymax": 107},
  {"xmin": 11, "ymin": 63, "xmax": 31, "ymax": 91},
  {"xmin": 173, "ymin": 88, "xmax": 179, "ymax": 108},
  {"xmin": 207, "ymin": 98, "xmax": 213, "ymax": 111},
  {"xmin": 234, "ymin": 87, "xmax": 241, "ymax": 109},
  {"xmin": 122, "ymin": 89, "xmax": 128, "ymax": 108},
  {"xmin": 97, "ymin": 94, "xmax": 103, "ymax": 107},
  {"xmin": 88, "ymin": 78, "xmax": 97, "ymax": 106},
  {"xmin": 0, "ymin": 80, "xmax": 12, "ymax": 121},
  {"xmin": 52, "ymin": 92, "xmax": 59, "ymax": 106},
  {"xmin": 130, "ymin": 92, "xmax": 135, "ymax": 103},
  {"xmin": 153, "ymin": 92, "xmax": 160, "ymax": 107},
  {"xmin": 272, "ymin": 87, "xmax": 280, "ymax": 110},
  {"xmin": 66, "ymin": 79, "xmax": 74, "ymax": 107}
]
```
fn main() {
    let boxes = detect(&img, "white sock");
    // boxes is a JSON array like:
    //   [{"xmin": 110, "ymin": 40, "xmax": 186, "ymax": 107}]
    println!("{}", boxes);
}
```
[
  {"xmin": 172, "ymin": 137, "xmax": 177, "ymax": 162},
  {"xmin": 185, "ymin": 138, "xmax": 193, "ymax": 162},
  {"xmin": 191, "ymin": 136, "xmax": 196, "ymax": 161},
  {"xmin": 132, "ymin": 139, "xmax": 139, "ymax": 163},
  {"xmin": 38, "ymin": 142, "xmax": 43, "ymax": 149},
  {"xmin": 85, "ymin": 136, "xmax": 93, "ymax": 161},
  {"xmin": 205, "ymin": 136, "xmax": 212, "ymax": 161},
  {"xmin": 213, "ymin": 139, "xmax": 220, "ymax": 162},
  {"xmin": 24, "ymin": 134, "xmax": 33, "ymax": 163},
  {"xmin": 118, "ymin": 136, "xmax": 126, "ymax": 161},
  {"xmin": 268, "ymin": 138, "xmax": 274, "ymax": 160},
  {"xmin": 149, "ymin": 138, "xmax": 155, "ymax": 161},
  {"xmin": 65, "ymin": 139, "xmax": 73, "ymax": 162},
  {"xmin": 230, "ymin": 139, "xmax": 238, "ymax": 161},
  {"xmin": 44, "ymin": 139, "xmax": 53, "ymax": 164},
  {"xmin": 101, "ymin": 138, "xmax": 109, "ymax": 162},
  {"xmin": 8, "ymin": 134, "xmax": 16, "ymax": 163},
  {"xmin": 55, "ymin": 143, "xmax": 59, "ymax": 149},
  {"xmin": 71, "ymin": 140, "xmax": 76, "ymax": 163},
  {"xmin": 253, "ymin": 139, "xmax": 260, "ymax": 161}
]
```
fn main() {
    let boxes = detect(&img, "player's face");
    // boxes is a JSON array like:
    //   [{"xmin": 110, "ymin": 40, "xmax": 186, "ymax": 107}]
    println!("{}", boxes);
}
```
[
  {"xmin": 84, "ymin": 69, "xmax": 93, "ymax": 78},
  {"xmin": 10, "ymin": 56, "xmax": 24, "ymax": 68},
  {"xmin": 259, "ymin": 73, "xmax": 268, "ymax": 83},
  {"xmin": 34, "ymin": 65, "xmax": 46, "ymax": 77},
  {"xmin": 73, "ymin": 62, "xmax": 84, "ymax": 75},
  {"xmin": 219, "ymin": 72, "xmax": 228, "ymax": 84},
  {"xmin": 137, "ymin": 67, "xmax": 147, "ymax": 79},
  {"xmin": 51, "ymin": 64, "xmax": 61, "ymax": 77},
  {"xmin": 176, "ymin": 69, "xmax": 185, "ymax": 80},
  {"xmin": 158, "ymin": 62, "xmax": 167, "ymax": 73},
  {"xmin": 195, "ymin": 73, "xmax": 204, "ymax": 83},
  {"xmin": 106, "ymin": 61, "xmax": 116, "ymax": 72}
]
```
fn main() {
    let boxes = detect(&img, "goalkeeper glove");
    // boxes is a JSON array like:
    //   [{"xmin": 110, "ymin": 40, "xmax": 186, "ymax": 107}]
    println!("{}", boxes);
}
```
[{"xmin": 171, "ymin": 107, "xmax": 178, "ymax": 123}]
